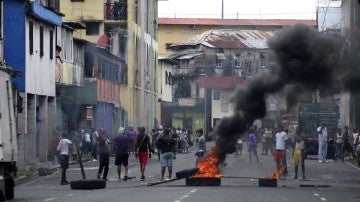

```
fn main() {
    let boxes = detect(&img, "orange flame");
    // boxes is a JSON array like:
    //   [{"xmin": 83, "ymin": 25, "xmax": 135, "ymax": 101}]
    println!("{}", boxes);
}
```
[
  {"xmin": 194, "ymin": 146, "xmax": 222, "ymax": 178},
  {"xmin": 267, "ymin": 165, "xmax": 286, "ymax": 180}
]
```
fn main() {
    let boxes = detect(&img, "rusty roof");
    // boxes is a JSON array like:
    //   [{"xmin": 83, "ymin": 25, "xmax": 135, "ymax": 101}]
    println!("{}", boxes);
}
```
[
  {"xmin": 158, "ymin": 18, "xmax": 316, "ymax": 27},
  {"xmin": 198, "ymin": 76, "xmax": 245, "ymax": 89},
  {"xmin": 170, "ymin": 29, "xmax": 275, "ymax": 49}
]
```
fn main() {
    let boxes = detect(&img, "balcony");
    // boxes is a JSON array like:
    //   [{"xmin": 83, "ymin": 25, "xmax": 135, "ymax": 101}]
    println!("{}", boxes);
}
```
[{"xmin": 104, "ymin": 2, "xmax": 127, "ymax": 21}]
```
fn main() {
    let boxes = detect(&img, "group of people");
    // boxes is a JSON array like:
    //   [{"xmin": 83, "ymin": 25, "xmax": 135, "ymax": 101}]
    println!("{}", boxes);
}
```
[
  {"xmin": 317, "ymin": 123, "xmax": 360, "ymax": 163},
  {"xmin": 242, "ymin": 125, "xmax": 305, "ymax": 180},
  {"xmin": 55, "ymin": 125, "xmax": 206, "ymax": 185}
]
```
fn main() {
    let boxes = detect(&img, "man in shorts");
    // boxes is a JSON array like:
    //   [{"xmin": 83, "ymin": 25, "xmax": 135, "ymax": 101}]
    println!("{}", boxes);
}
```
[
  {"xmin": 156, "ymin": 128, "xmax": 176, "ymax": 181},
  {"xmin": 135, "ymin": 126, "xmax": 152, "ymax": 181},
  {"xmin": 274, "ymin": 126, "xmax": 288, "ymax": 178},
  {"xmin": 114, "ymin": 127, "xmax": 129, "ymax": 181}
]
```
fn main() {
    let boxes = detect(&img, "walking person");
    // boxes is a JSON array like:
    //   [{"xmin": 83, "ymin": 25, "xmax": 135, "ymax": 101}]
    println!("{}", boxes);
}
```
[
  {"xmin": 247, "ymin": 129, "xmax": 262, "ymax": 163},
  {"xmin": 235, "ymin": 137, "xmax": 244, "ymax": 155},
  {"xmin": 57, "ymin": 133, "xmax": 72, "ymax": 185},
  {"xmin": 135, "ymin": 126, "xmax": 152, "ymax": 181},
  {"xmin": 317, "ymin": 122, "xmax": 328, "ymax": 163},
  {"xmin": 114, "ymin": 127, "xmax": 130, "ymax": 181},
  {"xmin": 274, "ymin": 126, "xmax": 288, "ymax": 178},
  {"xmin": 293, "ymin": 128, "xmax": 306, "ymax": 179},
  {"xmin": 91, "ymin": 128, "xmax": 99, "ymax": 161},
  {"xmin": 156, "ymin": 128, "xmax": 177, "ymax": 181},
  {"xmin": 334, "ymin": 127, "xmax": 344, "ymax": 162},
  {"xmin": 96, "ymin": 128, "xmax": 110, "ymax": 180}
]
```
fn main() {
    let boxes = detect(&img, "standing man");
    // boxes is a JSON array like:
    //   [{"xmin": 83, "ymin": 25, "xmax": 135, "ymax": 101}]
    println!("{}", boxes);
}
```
[
  {"xmin": 317, "ymin": 122, "xmax": 328, "ymax": 163},
  {"xmin": 57, "ymin": 133, "xmax": 72, "ymax": 185},
  {"xmin": 96, "ymin": 128, "xmax": 110, "ymax": 180},
  {"xmin": 135, "ymin": 126, "xmax": 152, "ymax": 181},
  {"xmin": 156, "ymin": 128, "xmax": 176, "ymax": 181},
  {"xmin": 91, "ymin": 128, "xmax": 99, "ymax": 161},
  {"xmin": 293, "ymin": 128, "xmax": 306, "ymax": 179},
  {"xmin": 274, "ymin": 126, "xmax": 288, "ymax": 178},
  {"xmin": 195, "ymin": 129, "xmax": 206, "ymax": 164},
  {"xmin": 114, "ymin": 127, "xmax": 130, "ymax": 181}
]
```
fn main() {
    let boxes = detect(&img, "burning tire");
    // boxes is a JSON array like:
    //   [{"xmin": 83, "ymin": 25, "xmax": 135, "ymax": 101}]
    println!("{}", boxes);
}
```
[
  {"xmin": 70, "ymin": 179, "xmax": 106, "ymax": 190},
  {"xmin": 4, "ymin": 176, "xmax": 14, "ymax": 200},
  {"xmin": 186, "ymin": 177, "xmax": 221, "ymax": 186},
  {"xmin": 175, "ymin": 168, "xmax": 199, "ymax": 179}
]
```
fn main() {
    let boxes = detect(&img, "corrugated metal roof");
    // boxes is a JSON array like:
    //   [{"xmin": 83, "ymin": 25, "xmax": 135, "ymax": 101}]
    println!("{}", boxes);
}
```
[
  {"xmin": 178, "ymin": 52, "xmax": 203, "ymax": 59},
  {"xmin": 170, "ymin": 29, "xmax": 275, "ymax": 49},
  {"xmin": 158, "ymin": 18, "xmax": 316, "ymax": 27}
]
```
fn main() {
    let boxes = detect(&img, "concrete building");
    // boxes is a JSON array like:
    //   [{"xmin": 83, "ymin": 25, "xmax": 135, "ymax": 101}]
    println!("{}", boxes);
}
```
[
  {"xmin": 163, "ymin": 29, "xmax": 279, "ymax": 134},
  {"xmin": 340, "ymin": 0, "xmax": 360, "ymax": 129},
  {"xmin": 60, "ymin": 0, "xmax": 159, "ymax": 132},
  {"xmin": 3, "ymin": 0, "xmax": 62, "ymax": 169}
]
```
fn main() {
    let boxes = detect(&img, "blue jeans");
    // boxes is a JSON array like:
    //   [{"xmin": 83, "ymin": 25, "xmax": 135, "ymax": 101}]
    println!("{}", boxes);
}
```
[
  {"xmin": 318, "ymin": 140, "xmax": 328, "ymax": 161},
  {"xmin": 334, "ymin": 143, "xmax": 344, "ymax": 161}
]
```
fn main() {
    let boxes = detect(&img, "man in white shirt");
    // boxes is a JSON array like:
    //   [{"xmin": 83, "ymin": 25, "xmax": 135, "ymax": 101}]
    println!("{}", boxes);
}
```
[
  {"xmin": 57, "ymin": 134, "xmax": 72, "ymax": 185},
  {"xmin": 274, "ymin": 126, "xmax": 288, "ymax": 177},
  {"xmin": 317, "ymin": 122, "xmax": 328, "ymax": 163}
]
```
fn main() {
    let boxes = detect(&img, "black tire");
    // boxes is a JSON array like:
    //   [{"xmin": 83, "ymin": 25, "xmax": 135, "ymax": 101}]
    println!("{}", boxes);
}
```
[
  {"xmin": 4, "ymin": 176, "xmax": 14, "ymax": 200},
  {"xmin": 70, "ymin": 179, "xmax": 106, "ymax": 190},
  {"xmin": 0, "ymin": 190, "xmax": 4, "ymax": 202},
  {"xmin": 175, "ymin": 168, "xmax": 199, "ymax": 179}
]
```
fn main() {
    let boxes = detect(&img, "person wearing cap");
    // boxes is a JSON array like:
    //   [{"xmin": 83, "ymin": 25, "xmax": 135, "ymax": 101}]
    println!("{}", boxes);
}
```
[{"xmin": 114, "ymin": 127, "xmax": 130, "ymax": 180}]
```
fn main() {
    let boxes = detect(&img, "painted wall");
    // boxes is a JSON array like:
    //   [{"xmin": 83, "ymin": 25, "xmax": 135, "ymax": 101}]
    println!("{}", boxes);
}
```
[
  {"xmin": 3, "ymin": 0, "xmax": 26, "ymax": 91},
  {"xmin": 25, "ymin": 17, "xmax": 56, "ymax": 96},
  {"xmin": 211, "ymin": 89, "xmax": 235, "ymax": 121}
]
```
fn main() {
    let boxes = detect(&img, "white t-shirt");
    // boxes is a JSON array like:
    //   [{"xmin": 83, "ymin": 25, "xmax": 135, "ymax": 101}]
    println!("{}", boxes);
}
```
[
  {"xmin": 317, "ymin": 126, "xmax": 328, "ymax": 142},
  {"xmin": 57, "ymin": 138, "xmax": 72, "ymax": 155},
  {"xmin": 275, "ymin": 131, "xmax": 288, "ymax": 150}
]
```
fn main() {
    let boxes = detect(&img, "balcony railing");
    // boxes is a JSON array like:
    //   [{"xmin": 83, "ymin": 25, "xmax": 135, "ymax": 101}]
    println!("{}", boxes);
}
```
[{"xmin": 104, "ymin": 2, "xmax": 127, "ymax": 20}]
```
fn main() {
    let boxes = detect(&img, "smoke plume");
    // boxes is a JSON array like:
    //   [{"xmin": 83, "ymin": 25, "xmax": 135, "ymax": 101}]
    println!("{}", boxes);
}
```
[{"xmin": 212, "ymin": 23, "xmax": 355, "ymax": 165}]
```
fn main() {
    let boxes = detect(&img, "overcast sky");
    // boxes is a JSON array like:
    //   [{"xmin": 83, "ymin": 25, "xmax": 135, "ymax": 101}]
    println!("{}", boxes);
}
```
[{"xmin": 158, "ymin": 0, "xmax": 318, "ymax": 19}]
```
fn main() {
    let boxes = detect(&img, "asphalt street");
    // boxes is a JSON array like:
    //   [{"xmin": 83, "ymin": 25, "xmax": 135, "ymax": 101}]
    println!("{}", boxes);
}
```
[{"xmin": 13, "ymin": 142, "xmax": 360, "ymax": 202}]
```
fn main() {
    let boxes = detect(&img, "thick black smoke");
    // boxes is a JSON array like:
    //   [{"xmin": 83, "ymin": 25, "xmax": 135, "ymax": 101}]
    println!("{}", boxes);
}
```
[{"xmin": 212, "ymin": 23, "xmax": 351, "ymax": 166}]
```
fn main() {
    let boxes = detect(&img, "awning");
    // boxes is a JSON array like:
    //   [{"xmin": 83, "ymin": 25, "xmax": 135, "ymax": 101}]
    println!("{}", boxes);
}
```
[
  {"xmin": 96, "ymin": 34, "xmax": 108, "ymax": 48},
  {"xmin": 216, "ymin": 53, "xmax": 226, "ymax": 60}
]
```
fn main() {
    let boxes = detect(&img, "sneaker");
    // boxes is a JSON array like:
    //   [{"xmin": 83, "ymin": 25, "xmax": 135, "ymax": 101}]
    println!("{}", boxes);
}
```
[
  {"xmin": 258, "ymin": 160, "xmax": 263, "ymax": 163},
  {"xmin": 319, "ymin": 160, "xmax": 323, "ymax": 163},
  {"xmin": 294, "ymin": 176, "xmax": 297, "ymax": 180},
  {"xmin": 165, "ymin": 177, "xmax": 171, "ymax": 181},
  {"xmin": 140, "ymin": 175, "xmax": 145, "ymax": 181},
  {"xmin": 122, "ymin": 176, "xmax": 128, "ymax": 181}
]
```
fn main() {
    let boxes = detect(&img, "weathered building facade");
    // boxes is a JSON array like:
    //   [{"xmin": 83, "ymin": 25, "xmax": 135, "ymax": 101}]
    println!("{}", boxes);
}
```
[
  {"xmin": 163, "ymin": 29, "xmax": 279, "ymax": 134},
  {"xmin": 3, "ymin": 0, "xmax": 62, "ymax": 169}
]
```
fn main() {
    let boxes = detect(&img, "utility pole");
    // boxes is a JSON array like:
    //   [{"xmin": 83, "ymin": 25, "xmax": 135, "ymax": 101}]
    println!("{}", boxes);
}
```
[{"xmin": 221, "ymin": 0, "xmax": 224, "ymax": 19}]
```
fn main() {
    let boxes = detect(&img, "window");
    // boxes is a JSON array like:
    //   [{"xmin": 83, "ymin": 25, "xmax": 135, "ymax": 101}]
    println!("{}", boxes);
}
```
[
  {"xmin": 166, "ymin": 27, "xmax": 173, "ymax": 34},
  {"xmin": 165, "ymin": 43, "xmax": 173, "ymax": 49},
  {"xmin": 181, "ymin": 28, "xmax": 190, "ymax": 34},
  {"xmin": 180, "ymin": 59, "xmax": 189, "ymax": 67},
  {"xmin": 234, "ymin": 54, "xmax": 241, "ymax": 67},
  {"xmin": 192, "ymin": 28, "xmax": 202, "ymax": 34},
  {"xmin": 260, "ymin": 52, "xmax": 266, "ymax": 67},
  {"xmin": 165, "ymin": 71, "xmax": 169, "ymax": 84},
  {"xmin": 215, "ymin": 53, "xmax": 225, "ymax": 67},
  {"xmin": 49, "ymin": 30, "xmax": 53, "ymax": 59},
  {"xmin": 86, "ymin": 22, "xmax": 100, "ymax": 35},
  {"xmin": 213, "ymin": 91, "xmax": 220, "ymax": 100},
  {"xmin": 40, "ymin": 26, "xmax": 44, "ymax": 58},
  {"xmin": 29, "ymin": 21, "xmax": 33, "ymax": 55}
]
